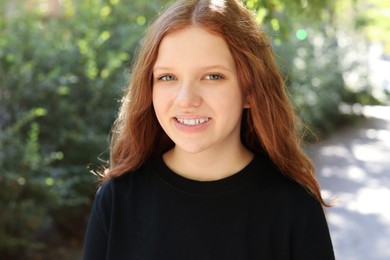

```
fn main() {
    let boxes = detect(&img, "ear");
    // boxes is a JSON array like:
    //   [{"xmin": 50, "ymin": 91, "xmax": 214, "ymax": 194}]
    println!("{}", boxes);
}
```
[{"xmin": 243, "ymin": 94, "xmax": 251, "ymax": 108}]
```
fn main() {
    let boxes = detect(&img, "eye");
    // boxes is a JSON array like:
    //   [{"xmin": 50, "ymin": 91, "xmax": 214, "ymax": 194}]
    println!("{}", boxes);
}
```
[
  {"xmin": 204, "ymin": 74, "xmax": 224, "ymax": 80},
  {"xmin": 157, "ymin": 74, "xmax": 176, "ymax": 81}
]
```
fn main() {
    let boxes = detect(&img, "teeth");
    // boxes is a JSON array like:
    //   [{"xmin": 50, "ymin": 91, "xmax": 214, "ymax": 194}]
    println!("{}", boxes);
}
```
[{"xmin": 176, "ymin": 117, "xmax": 209, "ymax": 126}]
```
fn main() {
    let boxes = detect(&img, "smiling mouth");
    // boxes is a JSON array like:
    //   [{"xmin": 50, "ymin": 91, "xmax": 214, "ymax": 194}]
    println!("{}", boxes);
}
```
[{"xmin": 175, "ymin": 117, "xmax": 210, "ymax": 126}]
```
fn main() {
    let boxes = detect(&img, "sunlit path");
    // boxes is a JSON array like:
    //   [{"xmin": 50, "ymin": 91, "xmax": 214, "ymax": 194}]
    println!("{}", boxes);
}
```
[{"xmin": 307, "ymin": 106, "xmax": 390, "ymax": 260}]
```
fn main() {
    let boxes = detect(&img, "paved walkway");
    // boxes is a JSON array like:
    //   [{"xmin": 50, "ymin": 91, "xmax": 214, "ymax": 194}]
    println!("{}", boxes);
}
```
[{"xmin": 306, "ymin": 106, "xmax": 390, "ymax": 260}]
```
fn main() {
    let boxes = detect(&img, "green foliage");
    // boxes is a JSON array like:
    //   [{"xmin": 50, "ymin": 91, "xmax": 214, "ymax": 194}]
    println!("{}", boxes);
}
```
[
  {"xmin": 275, "ymin": 25, "xmax": 349, "ymax": 136},
  {"xmin": 0, "ymin": 108, "xmax": 51, "ymax": 256},
  {"xmin": 244, "ymin": 0, "xmax": 335, "ymax": 40},
  {"xmin": 0, "ymin": 0, "xmax": 169, "ymax": 257},
  {"xmin": 244, "ymin": 0, "xmax": 372, "ymax": 136},
  {"xmin": 355, "ymin": 0, "xmax": 390, "ymax": 53}
]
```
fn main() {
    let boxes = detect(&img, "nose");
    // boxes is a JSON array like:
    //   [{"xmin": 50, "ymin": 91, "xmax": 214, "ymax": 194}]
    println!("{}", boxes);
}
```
[{"xmin": 174, "ymin": 81, "xmax": 202, "ymax": 108}]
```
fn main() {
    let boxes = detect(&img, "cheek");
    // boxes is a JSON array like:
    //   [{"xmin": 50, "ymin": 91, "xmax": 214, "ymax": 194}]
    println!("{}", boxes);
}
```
[
  {"xmin": 214, "ymin": 88, "xmax": 245, "ymax": 109},
  {"xmin": 152, "ymin": 90, "xmax": 161, "ymax": 115},
  {"xmin": 152, "ymin": 88, "xmax": 170, "ymax": 118}
]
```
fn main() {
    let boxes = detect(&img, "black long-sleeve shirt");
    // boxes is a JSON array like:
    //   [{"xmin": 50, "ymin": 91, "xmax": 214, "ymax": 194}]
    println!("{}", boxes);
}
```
[{"xmin": 83, "ymin": 154, "xmax": 334, "ymax": 259}]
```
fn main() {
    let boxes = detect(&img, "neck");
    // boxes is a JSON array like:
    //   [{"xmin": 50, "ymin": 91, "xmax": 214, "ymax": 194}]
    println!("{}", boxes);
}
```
[{"xmin": 162, "ymin": 145, "xmax": 254, "ymax": 181}]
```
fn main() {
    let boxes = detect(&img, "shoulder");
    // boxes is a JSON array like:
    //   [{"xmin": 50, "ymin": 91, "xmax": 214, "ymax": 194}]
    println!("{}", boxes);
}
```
[
  {"xmin": 252, "ymin": 154, "xmax": 320, "ymax": 209},
  {"xmin": 96, "ymin": 160, "xmax": 154, "ymax": 201},
  {"xmin": 251, "ymin": 155, "xmax": 327, "ymax": 230}
]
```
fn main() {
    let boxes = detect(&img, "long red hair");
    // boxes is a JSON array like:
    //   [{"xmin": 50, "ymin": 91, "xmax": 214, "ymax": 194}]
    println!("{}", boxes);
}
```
[{"xmin": 104, "ymin": 0, "xmax": 328, "ymax": 206}]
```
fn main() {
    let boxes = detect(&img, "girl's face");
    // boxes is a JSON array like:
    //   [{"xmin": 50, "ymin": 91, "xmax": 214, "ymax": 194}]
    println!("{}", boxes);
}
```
[{"xmin": 152, "ymin": 26, "xmax": 249, "ymax": 156}]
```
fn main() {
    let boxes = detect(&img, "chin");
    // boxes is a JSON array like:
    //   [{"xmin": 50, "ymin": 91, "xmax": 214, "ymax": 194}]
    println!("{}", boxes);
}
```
[{"xmin": 174, "ymin": 143, "xmax": 210, "ymax": 155}]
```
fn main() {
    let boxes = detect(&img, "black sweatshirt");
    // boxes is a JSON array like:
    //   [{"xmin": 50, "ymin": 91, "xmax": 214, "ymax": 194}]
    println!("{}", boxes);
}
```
[{"xmin": 83, "ymin": 154, "xmax": 334, "ymax": 260}]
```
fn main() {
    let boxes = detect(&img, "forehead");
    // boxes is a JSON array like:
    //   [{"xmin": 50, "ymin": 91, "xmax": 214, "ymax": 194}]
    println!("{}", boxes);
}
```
[{"xmin": 154, "ymin": 26, "xmax": 235, "ymax": 69}]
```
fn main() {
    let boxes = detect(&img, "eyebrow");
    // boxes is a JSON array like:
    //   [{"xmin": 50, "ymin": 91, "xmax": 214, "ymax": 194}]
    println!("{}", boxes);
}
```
[
  {"xmin": 201, "ymin": 65, "xmax": 233, "ymax": 72},
  {"xmin": 153, "ymin": 64, "xmax": 233, "ymax": 72}
]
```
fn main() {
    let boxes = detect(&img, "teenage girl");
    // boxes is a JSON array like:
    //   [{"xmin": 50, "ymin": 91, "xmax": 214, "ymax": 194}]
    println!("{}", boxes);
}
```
[{"xmin": 83, "ymin": 0, "xmax": 335, "ymax": 259}]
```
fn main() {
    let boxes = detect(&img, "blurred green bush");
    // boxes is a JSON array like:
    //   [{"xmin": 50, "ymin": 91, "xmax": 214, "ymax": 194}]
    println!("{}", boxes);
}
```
[
  {"xmin": 0, "ymin": 0, "xmax": 166, "ymax": 257},
  {"xmin": 275, "ymin": 25, "xmax": 350, "ymax": 136},
  {"xmin": 0, "ymin": 0, "xmax": 376, "ymax": 258}
]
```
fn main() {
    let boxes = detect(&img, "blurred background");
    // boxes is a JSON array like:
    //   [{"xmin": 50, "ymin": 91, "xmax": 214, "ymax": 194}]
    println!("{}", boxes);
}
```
[{"xmin": 0, "ymin": 0, "xmax": 389, "ymax": 259}]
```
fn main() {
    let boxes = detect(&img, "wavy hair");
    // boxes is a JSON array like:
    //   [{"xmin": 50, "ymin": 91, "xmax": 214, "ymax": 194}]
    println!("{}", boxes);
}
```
[{"xmin": 104, "ymin": 0, "xmax": 328, "ymax": 206}]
